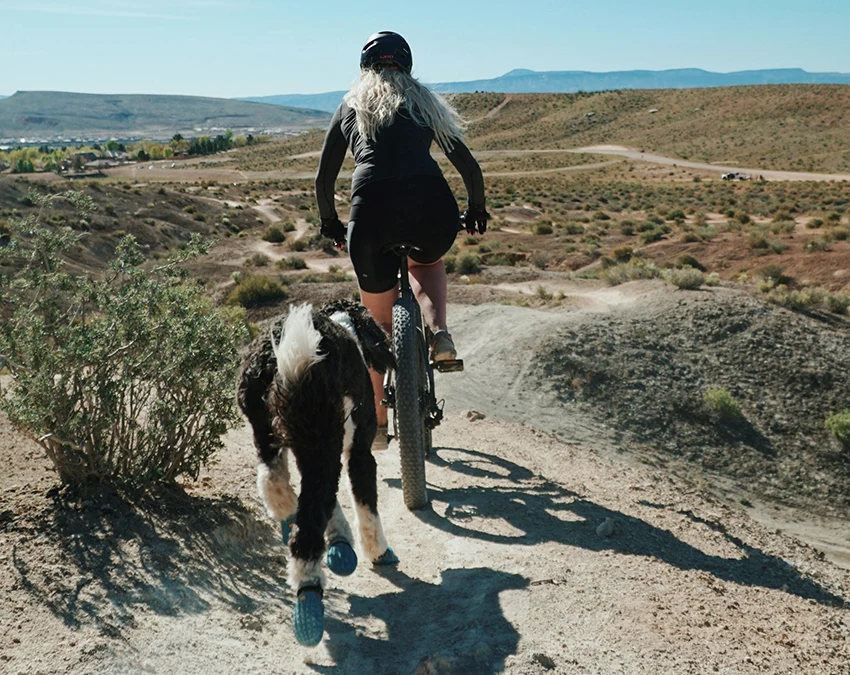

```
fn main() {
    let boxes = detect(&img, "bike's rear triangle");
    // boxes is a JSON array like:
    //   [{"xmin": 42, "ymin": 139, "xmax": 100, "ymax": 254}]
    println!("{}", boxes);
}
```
[{"xmin": 433, "ymin": 358, "xmax": 464, "ymax": 373}]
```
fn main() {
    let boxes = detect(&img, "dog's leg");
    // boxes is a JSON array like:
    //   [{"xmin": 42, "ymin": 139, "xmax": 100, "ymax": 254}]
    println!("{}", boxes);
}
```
[
  {"xmin": 346, "ymin": 404, "xmax": 396, "ymax": 564},
  {"xmin": 256, "ymin": 451, "xmax": 298, "ymax": 544}
]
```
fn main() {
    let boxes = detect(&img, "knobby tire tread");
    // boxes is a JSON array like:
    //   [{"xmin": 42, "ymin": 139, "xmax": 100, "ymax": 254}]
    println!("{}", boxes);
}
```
[{"xmin": 392, "ymin": 297, "xmax": 428, "ymax": 510}]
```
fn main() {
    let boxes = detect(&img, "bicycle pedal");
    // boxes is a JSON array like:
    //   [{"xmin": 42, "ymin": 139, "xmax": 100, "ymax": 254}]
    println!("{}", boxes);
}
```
[{"xmin": 433, "ymin": 359, "xmax": 464, "ymax": 373}]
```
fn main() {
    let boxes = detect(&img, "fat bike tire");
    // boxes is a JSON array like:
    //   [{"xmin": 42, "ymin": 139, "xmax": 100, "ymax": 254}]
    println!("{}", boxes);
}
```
[{"xmin": 392, "ymin": 297, "xmax": 428, "ymax": 510}]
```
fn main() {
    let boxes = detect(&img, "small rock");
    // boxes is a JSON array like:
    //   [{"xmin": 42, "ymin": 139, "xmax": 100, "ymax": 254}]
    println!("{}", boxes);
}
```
[
  {"xmin": 596, "ymin": 518, "xmax": 616, "ymax": 538},
  {"xmin": 240, "ymin": 615, "xmax": 263, "ymax": 631},
  {"xmin": 467, "ymin": 410, "xmax": 486, "ymax": 421},
  {"xmin": 532, "ymin": 652, "xmax": 556, "ymax": 670}
]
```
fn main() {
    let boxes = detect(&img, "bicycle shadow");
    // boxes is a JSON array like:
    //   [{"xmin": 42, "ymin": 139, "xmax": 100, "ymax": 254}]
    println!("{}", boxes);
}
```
[
  {"xmin": 389, "ymin": 446, "xmax": 846, "ymax": 608},
  {"xmin": 313, "ymin": 566, "xmax": 528, "ymax": 675},
  {"xmin": 10, "ymin": 485, "xmax": 287, "ymax": 638}
]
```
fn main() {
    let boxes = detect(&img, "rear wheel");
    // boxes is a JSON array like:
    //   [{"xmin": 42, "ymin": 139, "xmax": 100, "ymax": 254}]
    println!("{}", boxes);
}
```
[{"xmin": 392, "ymin": 296, "xmax": 428, "ymax": 510}]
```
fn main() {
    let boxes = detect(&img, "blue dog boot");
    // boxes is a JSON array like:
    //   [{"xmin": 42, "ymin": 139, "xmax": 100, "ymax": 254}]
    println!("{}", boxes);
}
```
[
  {"xmin": 373, "ymin": 547, "xmax": 399, "ymax": 565},
  {"xmin": 280, "ymin": 517, "xmax": 295, "ymax": 546},
  {"xmin": 326, "ymin": 539, "xmax": 358, "ymax": 576},
  {"xmin": 293, "ymin": 583, "xmax": 324, "ymax": 647}
]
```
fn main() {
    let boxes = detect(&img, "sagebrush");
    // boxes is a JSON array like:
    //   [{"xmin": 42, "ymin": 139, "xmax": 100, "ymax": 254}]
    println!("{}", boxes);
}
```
[{"xmin": 0, "ymin": 189, "xmax": 247, "ymax": 486}]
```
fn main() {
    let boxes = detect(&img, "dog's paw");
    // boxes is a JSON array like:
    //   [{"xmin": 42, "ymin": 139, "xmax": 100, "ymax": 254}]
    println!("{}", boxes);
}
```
[
  {"xmin": 280, "ymin": 517, "xmax": 295, "ymax": 546},
  {"xmin": 372, "ymin": 547, "xmax": 399, "ymax": 566},
  {"xmin": 293, "ymin": 583, "xmax": 324, "ymax": 647},
  {"xmin": 326, "ymin": 539, "xmax": 358, "ymax": 576}
]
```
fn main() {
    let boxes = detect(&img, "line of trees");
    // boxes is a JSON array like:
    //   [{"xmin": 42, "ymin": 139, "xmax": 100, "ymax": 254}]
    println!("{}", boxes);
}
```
[{"xmin": 1, "ymin": 129, "xmax": 267, "ymax": 173}]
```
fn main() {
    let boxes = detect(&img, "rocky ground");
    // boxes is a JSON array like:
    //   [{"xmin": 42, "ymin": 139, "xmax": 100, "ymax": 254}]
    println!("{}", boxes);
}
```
[{"xmin": 2, "ymin": 275, "xmax": 850, "ymax": 674}]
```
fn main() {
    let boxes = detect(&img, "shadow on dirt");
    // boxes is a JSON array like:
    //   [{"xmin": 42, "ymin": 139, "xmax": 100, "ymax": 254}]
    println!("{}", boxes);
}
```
[
  {"xmin": 10, "ymin": 485, "xmax": 286, "ymax": 638},
  {"xmin": 314, "ymin": 566, "xmax": 527, "ymax": 675},
  {"xmin": 402, "ymin": 446, "xmax": 846, "ymax": 608}
]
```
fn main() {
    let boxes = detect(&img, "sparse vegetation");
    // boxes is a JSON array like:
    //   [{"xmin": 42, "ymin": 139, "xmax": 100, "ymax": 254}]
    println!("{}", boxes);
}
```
[
  {"xmin": 703, "ymin": 387, "xmax": 742, "ymax": 421},
  {"xmin": 825, "ymin": 412, "xmax": 850, "ymax": 451}
]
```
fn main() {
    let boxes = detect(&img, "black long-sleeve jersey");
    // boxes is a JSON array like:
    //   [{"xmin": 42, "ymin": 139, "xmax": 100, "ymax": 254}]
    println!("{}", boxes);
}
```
[{"xmin": 315, "ymin": 101, "xmax": 485, "ymax": 221}]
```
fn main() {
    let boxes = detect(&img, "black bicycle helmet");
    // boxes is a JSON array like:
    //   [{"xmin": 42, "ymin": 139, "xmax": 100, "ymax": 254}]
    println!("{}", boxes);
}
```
[{"xmin": 360, "ymin": 31, "xmax": 413, "ymax": 73}]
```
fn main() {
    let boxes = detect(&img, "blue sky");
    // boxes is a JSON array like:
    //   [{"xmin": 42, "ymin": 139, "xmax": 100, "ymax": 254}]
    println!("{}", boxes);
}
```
[{"xmin": 2, "ymin": 0, "xmax": 849, "ymax": 98}]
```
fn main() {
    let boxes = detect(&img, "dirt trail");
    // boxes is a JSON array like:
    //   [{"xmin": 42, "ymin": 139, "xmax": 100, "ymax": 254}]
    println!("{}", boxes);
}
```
[{"xmin": 2, "ymin": 282, "xmax": 850, "ymax": 674}]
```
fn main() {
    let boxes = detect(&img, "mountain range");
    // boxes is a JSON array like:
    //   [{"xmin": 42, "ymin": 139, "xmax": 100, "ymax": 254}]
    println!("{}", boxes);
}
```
[
  {"xmin": 242, "ymin": 67, "xmax": 850, "ymax": 112},
  {"xmin": 0, "ymin": 91, "xmax": 329, "ymax": 140}
]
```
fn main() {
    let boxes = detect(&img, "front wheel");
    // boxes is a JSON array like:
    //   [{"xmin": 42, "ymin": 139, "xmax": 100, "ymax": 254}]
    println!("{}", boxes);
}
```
[{"xmin": 392, "ymin": 296, "xmax": 428, "ymax": 510}]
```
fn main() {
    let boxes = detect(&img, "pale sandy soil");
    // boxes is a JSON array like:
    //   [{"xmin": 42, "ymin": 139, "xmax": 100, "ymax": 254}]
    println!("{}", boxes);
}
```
[{"xmin": 2, "ymin": 279, "xmax": 849, "ymax": 675}]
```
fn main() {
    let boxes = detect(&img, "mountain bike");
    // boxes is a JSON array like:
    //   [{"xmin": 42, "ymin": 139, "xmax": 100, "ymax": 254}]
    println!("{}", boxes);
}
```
[{"xmin": 382, "ymin": 244, "xmax": 463, "ymax": 510}]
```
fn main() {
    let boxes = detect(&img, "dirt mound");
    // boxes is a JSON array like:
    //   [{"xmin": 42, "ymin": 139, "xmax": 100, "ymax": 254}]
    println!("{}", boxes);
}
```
[{"xmin": 441, "ymin": 281, "xmax": 850, "ymax": 516}]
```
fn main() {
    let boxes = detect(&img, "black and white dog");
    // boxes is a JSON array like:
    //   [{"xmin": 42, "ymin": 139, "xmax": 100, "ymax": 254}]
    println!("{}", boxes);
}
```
[{"xmin": 236, "ymin": 300, "xmax": 398, "ymax": 646}]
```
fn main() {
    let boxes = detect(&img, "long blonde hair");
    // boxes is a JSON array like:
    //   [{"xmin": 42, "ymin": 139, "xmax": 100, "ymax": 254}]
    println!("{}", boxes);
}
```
[{"xmin": 343, "ymin": 69, "xmax": 466, "ymax": 152}]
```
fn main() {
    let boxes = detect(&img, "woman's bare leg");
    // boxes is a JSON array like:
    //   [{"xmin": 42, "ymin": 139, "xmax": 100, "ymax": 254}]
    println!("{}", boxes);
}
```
[
  {"xmin": 359, "ymin": 285, "xmax": 398, "ymax": 426},
  {"xmin": 408, "ymin": 258, "xmax": 447, "ymax": 333}
]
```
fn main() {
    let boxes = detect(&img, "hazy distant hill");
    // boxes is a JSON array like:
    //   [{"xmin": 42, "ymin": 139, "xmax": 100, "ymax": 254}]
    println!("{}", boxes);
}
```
[
  {"xmin": 244, "ymin": 68, "xmax": 850, "ymax": 112},
  {"xmin": 0, "ymin": 91, "xmax": 330, "ymax": 139}
]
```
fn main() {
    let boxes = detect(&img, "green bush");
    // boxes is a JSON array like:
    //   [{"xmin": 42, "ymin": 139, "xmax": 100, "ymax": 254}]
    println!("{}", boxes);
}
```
[
  {"xmin": 0, "ymin": 190, "xmax": 246, "ymax": 486},
  {"xmin": 599, "ymin": 260, "xmax": 660, "ymax": 286},
  {"xmin": 534, "ymin": 222, "xmax": 553, "ymax": 235},
  {"xmin": 456, "ymin": 252, "xmax": 482, "ymax": 275},
  {"xmin": 262, "ymin": 226, "xmax": 286, "ymax": 243},
  {"xmin": 703, "ymin": 387, "xmax": 742, "ymax": 421},
  {"xmin": 227, "ymin": 275, "xmax": 288, "ymax": 308},
  {"xmin": 662, "ymin": 267, "xmax": 705, "ymax": 290},
  {"xmin": 276, "ymin": 255, "xmax": 308, "ymax": 270},
  {"xmin": 825, "ymin": 291, "xmax": 850, "ymax": 315},
  {"xmin": 825, "ymin": 412, "xmax": 850, "ymax": 450}
]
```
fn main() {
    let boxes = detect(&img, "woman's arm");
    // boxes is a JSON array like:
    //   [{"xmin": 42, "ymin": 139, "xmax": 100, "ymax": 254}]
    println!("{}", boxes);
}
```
[
  {"xmin": 315, "ymin": 105, "xmax": 348, "ymax": 220},
  {"xmin": 444, "ymin": 138, "xmax": 485, "ymax": 208}
]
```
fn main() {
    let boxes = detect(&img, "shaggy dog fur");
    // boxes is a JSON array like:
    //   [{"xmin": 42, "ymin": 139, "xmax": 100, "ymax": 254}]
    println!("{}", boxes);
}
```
[{"xmin": 236, "ymin": 300, "xmax": 396, "ymax": 593}]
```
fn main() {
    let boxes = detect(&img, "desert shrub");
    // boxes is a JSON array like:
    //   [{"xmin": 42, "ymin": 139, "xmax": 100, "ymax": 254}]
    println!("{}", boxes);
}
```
[
  {"xmin": 806, "ymin": 218, "xmax": 824, "ymax": 229},
  {"xmin": 599, "ymin": 260, "xmax": 660, "ymax": 286},
  {"xmin": 768, "ymin": 240, "xmax": 789, "ymax": 254},
  {"xmin": 772, "ymin": 210, "xmax": 794, "ymax": 223},
  {"xmin": 529, "ymin": 251, "xmax": 550, "ymax": 269},
  {"xmin": 704, "ymin": 272, "xmax": 721, "ymax": 286},
  {"xmin": 611, "ymin": 246, "xmax": 633, "ymax": 263},
  {"xmin": 805, "ymin": 237, "xmax": 831, "ymax": 252},
  {"xmin": 227, "ymin": 275, "xmax": 288, "ymax": 307},
  {"xmin": 0, "ymin": 190, "xmax": 246, "ymax": 486},
  {"xmin": 675, "ymin": 254, "xmax": 705, "ymax": 271},
  {"xmin": 592, "ymin": 211, "xmax": 611, "ymax": 221},
  {"xmin": 825, "ymin": 291, "xmax": 850, "ymax": 315},
  {"xmin": 703, "ymin": 387, "xmax": 742, "ymax": 421},
  {"xmin": 766, "ymin": 285, "xmax": 828, "ymax": 311},
  {"xmin": 639, "ymin": 229, "xmax": 664, "ymax": 245},
  {"xmin": 747, "ymin": 231, "xmax": 769, "ymax": 249},
  {"xmin": 262, "ymin": 226, "xmax": 286, "ymax": 243},
  {"xmin": 276, "ymin": 255, "xmax": 308, "ymax": 270},
  {"xmin": 755, "ymin": 263, "xmax": 791, "ymax": 286},
  {"xmin": 832, "ymin": 227, "xmax": 850, "ymax": 241},
  {"xmin": 662, "ymin": 267, "xmax": 705, "ymax": 290},
  {"xmin": 735, "ymin": 211, "xmax": 751, "ymax": 225},
  {"xmin": 534, "ymin": 222, "xmax": 553, "ymax": 235},
  {"xmin": 282, "ymin": 220, "xmax": 297, "ymax": 232},
  {"xmin": 565, "ymin": 223, "xmax": 585, "ymax": 235},
  {"xmin": 456, "ymin": 252, "xmax": 482, "ymax": 275},
  {"xmin": 246, "ymin": 253, "xmax": 271, "ymax": 267},
  {"xmin": 443, "ymin": 255, "xmax": 457, "ymax": 273},
  {"xmin": 825, "ymin": 412, "xmax": 850, "ymax": 451},
  {"xmin": 668, "ymin": 209, "xmax": 686, "ymax": 221}
]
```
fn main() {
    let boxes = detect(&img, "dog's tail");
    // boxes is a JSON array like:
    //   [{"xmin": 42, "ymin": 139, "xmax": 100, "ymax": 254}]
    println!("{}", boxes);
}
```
[{"xmin": 271, "ymin": 303, "xmax": 325, "ymax": 389}]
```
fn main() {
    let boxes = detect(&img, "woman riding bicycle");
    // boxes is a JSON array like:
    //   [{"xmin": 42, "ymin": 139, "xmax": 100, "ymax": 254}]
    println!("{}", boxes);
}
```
[{"xmin": 315, "ymin": 30, "xmax": 488, "ymax": 448}]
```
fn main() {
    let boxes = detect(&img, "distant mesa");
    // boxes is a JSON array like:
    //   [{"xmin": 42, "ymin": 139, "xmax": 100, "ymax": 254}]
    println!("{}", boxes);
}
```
[
  {"xmin": 0, "ymin": 91, "xmax": 330, "ymax": 141},
  {"xmin": 240, "ymin": 67, "xmax": 850, "ymax": 112}
]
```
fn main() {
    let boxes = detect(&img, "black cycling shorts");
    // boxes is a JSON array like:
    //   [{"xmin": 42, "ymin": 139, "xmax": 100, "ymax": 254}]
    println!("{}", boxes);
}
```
[{"xmin": 347, "ymin": 175, "xmax": 459, "ymax": 293}]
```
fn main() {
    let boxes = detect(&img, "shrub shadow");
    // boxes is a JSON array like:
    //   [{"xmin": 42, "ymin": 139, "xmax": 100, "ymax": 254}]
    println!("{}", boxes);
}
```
[
  {"xmin": 395, "ymin": 446, "xmax": 846, "ymax": 608},
  {"xmin": 10, "ymin": 484, "xmax": 287, "ymax": 638}
]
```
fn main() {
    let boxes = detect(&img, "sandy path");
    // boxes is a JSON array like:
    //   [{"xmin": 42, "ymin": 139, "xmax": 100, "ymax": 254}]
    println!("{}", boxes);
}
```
[{"xmin": 570, "ymin": 145, "xmax": 850, "ymax": 182}]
